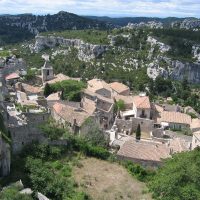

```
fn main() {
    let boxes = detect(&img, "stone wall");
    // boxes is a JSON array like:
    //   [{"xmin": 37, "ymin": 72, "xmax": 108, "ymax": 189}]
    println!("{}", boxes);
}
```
[
  {"xmin": 9, "ymin": 112, "xmax": 50, "ymax": 154},
  {"xmin": 0, "ymin": 135, "xmax": 11, "ymax": 177},
  {"xmin": 116, "ymin": 117, "xmax": 154, "ymax": 134}
]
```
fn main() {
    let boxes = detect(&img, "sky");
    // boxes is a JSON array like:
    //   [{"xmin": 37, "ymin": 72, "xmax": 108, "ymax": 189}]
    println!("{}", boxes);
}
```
[{"xmin": 0, "ymin": 0, "xmax": 200, "ymax": 18}]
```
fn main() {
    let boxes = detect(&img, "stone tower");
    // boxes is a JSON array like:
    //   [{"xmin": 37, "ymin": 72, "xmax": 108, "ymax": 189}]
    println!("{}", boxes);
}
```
[{"xmin": 41, "ymin": 61, "xmax": 54, "ymax": 83}]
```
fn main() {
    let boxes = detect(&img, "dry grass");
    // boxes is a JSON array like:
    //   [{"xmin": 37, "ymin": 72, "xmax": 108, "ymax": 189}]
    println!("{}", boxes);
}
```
[{"xmin": 73, "ymin": 158, "xmax": 152, "ymax": 200}]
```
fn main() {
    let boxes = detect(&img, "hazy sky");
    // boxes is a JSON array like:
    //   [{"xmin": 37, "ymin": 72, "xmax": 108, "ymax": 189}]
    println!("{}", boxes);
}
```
[{"xmin": 0, "ymin": 0, "xmax": 200, "ymax": 18}]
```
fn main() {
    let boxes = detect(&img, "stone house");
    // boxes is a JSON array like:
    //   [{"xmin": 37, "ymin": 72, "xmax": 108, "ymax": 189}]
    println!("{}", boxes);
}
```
[
  {"xmin": 82, "ymin": 89, "xmax": 114, "ymax": 129},
  {"xmin": 87, "ymin": 79, "xmax": 112, "ymax": 98},
  {"xmin": 52, "ymin": 102, "xmax": 92, "ymax": 134},
  {"xmin": 109, "ymin": 82, "xmax": 130, "ymax": 96},
  {"xmin": 15, "ymin": 82, "xmax": 43, "ymax": 96},
  {"xmin": 157, "ymin": 111, "xmax": 191, "ymax": 130},
  {"xmin": 117, "ymin": 139, "xmax": 170, "ymax": 167},
  {"xmin": 132, "ymin": 94, "xmax": 151, "ymax": 119},
  {"xmin": 192, "ymin": 131, "xmax": 200, "ymax": 150}
]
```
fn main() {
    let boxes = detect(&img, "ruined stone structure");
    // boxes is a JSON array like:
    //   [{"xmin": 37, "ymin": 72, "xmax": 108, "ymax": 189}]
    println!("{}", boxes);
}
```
[{"xmin": 8, "ymin": 112, "xmax": 50, "ymax": 154}]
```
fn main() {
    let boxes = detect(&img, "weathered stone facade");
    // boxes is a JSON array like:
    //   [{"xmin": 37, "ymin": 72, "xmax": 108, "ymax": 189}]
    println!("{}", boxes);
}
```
[{"xmin": 8, "ymin": 112, "xmax": 50, "ymax": 154}]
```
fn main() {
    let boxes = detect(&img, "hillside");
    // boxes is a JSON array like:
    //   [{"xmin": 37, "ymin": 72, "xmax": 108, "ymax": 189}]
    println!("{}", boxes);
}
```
[{"xmin": 0, "ymin": 11, "xmax": 110, "ymax": 45}]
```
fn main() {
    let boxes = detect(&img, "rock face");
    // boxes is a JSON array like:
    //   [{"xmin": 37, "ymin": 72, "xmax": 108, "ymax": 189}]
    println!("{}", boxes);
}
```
[
  {"xmin": 172, "ymin": 19, "xmax": 200, "ymax": 30},
  {"xmin": 170, "ymin": 61, "xmax": 200, "ymax": 83},
  {"xmin": 33, "ymin": 36, "xmax": 107, "ymax": 61},
  {"xmin": 0, "ymin": 135, "xmax": 11, "ymax": 177},
  {"xmin": 127, "ymin": 21, "xmax": 163, "ymax": 29},
  {"xmin": 192, "ymin": 45, "xmax": 200, "ymax": 62}
]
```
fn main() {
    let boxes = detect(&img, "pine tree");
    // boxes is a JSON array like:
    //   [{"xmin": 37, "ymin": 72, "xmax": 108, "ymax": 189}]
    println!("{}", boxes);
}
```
[
  {"xmin": 136, "ymin": 124, "xmax": 141, "ymax": 140},
  {"xmin": 44, "ymin": 83, "xmax": 51, "ymax": 97}
]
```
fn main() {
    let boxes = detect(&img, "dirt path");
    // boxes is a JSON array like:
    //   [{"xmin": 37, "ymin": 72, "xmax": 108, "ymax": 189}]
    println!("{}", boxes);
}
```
[{"xmin": 73, "ymin": 158, "xmax": 152, "ymax": 200}]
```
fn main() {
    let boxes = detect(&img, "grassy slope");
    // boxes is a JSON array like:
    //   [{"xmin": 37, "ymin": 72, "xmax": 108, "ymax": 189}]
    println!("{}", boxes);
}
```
[{"xmin": 74, "ymin": 158, "xmax": 152, "ymax": 200}]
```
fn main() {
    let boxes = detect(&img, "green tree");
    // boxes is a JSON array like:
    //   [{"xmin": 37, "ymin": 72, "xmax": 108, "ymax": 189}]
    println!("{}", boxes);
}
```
[
  {"xmin": 149, "ymin": 147, "xmax": 200, "ymax": 200},
  {"xmin": 43, "ymin": 83, "xmax": 52, "ymax": 97},
  {"xmin": 136, "ymin": 124, "xmax": 141, "ymax": 140},
  {"xmin": 114, "ymin": 99, "xmax": 125, "ymax": 118}
]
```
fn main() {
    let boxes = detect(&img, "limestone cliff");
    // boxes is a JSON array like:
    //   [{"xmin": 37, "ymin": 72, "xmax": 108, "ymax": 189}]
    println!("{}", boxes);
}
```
[{"xmin": 33, "ymin": 35, "xmax": 107, "ymax": 62}]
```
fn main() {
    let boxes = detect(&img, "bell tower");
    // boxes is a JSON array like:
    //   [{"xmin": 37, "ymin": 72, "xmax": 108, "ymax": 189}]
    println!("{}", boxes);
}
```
[{"xmin": 41, "ymin": 61, "xmax": 54, "ymax": 83}]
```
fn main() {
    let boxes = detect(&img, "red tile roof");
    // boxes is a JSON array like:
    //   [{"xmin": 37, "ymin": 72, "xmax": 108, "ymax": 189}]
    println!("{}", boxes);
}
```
[
  {"xmin": 133, "ymin": 96, "xmax": 151, "ymax": 109},
  {"xmin": 5, "ymin": 73, "xmax": 20, "ymax": 80}
]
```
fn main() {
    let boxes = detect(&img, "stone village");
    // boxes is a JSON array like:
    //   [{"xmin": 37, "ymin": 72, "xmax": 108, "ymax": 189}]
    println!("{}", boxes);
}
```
[{"xmin": 1, "ymin": 54, "xmax": 200, "ymax": 179}]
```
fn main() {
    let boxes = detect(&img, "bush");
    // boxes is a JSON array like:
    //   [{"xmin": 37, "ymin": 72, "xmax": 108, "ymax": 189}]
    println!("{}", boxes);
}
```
[
  {"xmin": 123, "ymin": 161, "xmax": 154, "ymax": 182},
  {"xmin": 149, "ymin": 148, "xmax": 200, "ymax": 200}
]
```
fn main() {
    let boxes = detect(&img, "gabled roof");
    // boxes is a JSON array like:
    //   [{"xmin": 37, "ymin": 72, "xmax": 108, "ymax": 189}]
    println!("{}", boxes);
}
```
[
  {"xmin": 5, "ymin": 73, "xmax": 20, "ymax": 80},
  {"xmin": 117, "ymin": 140, "xmax": 170, "ymax": 162},
  {"xmin": 46, "ymin": 92, "xmax": 61, "ymax": 101},
  {"xmin": 133, "ymin": 95, "xmax": 151, "ymax": 109},
  {"xmin": 191, "ymin": 118, "xmax": 200, "ymax": 130},
  {"xmin": 109, "ymin": 82, "xmax": 129, "ymax": 94},
  {"xmin": 157, "ymin": 111, "xmax": 191, "ymax": 125},
  {"xmin": 53, "ymin": 102, "xmax": 91, "ymax": 127},
  {"xmin": 114, "ymin": 95, "xmax": 133, "ymax": 105},
  {"xmin": 47, "ymin": 73, "xmax": 80, "ymax": 85},
  {"xmin": 87, "ymin": 79, "xmax": 111, "ymax": 93}
]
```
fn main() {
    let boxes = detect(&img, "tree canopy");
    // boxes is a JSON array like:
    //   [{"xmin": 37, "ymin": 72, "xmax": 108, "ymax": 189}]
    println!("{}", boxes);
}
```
[{"xmin": 149, "ymin": 148, "xmax": 200, "ymax": 200}]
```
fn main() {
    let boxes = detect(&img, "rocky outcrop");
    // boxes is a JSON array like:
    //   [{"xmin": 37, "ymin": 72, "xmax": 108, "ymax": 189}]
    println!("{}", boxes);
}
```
[
  {"xmin": 33, "ymin": 35, "xmax": 108, "ymax": 62},
  {"xmin": 170, "ymin": 61, "xmax": 200, "ymax": 83},
  {"xmin": 0, "ymin": 135, "xmax": 11, "ymax": 177},
  {"xmin": 147, "ymin": 56, "xmax": 200, "ymax": 83},
  {"xmin": 172, "ymin": 19, "xmax": 200, "ymax": 30},
  {"xmin": 147, "ymin": 36, "xmax": 171, "ymax": 55},
  {"xmin": 127, "ymin": 21, "xmax": 163, "ymax": 29},
  {"xmin": 192, "ymin": 45, "xmax": 200, "ymax": 62}
]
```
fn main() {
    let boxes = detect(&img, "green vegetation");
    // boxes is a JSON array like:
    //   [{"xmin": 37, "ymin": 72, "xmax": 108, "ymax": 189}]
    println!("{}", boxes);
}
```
[
  {"xmin": 39, "ymin": 118, "xmax": 70, "ymax": 140},
  {"xmin": 24, "ymin": 68, "xmax": 37, "ymax": 81},
  {"xmin": 0, "ymin": 24, "xmax": 34, "ymax": 46},
  {"xmin": 81, "ymin": 118, "xmax": 109, "ymax": 147},
  {"xmin": 0, "ymin": 112, "xmax": 11, "ymax": 144},
  {"xmin": 136, "ymin": 124, "xmax": 141, "ymax": 140},
  {"xmin": 42, "ymin": 30, "xmax": 109, "ymax": 44},
  {"xmin": 151, "ymin": 28, "xmax": 200, "ymax": 62},
  {"xmin": 46, "ymin": 80, "xmax": 86, "ymax": 101},
  {"xmin": 0, "ymin": 184, "xmax": 33, "ymax": 200},
  {"xmin": 149, "ymin": 76, "xmax": 200, "ymax": 113},
  {"xmin": 149, "ymin": 147, "xmax": 200, "ymax": 200},
  {"xmin": 0, "ymin": 50, "xmax": 10, "ymax": 58}
]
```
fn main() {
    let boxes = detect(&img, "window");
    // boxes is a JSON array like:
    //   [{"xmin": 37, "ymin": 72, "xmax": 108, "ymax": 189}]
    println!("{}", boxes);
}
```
[{"xmin": 47, "ymin": 70, "xmax": 50, "ymax": 76}]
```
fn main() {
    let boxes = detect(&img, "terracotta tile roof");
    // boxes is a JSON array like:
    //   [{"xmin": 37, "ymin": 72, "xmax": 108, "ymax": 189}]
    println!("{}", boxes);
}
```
[
  {"xmin": 191, "ymin": 118, "xmax": 200, "ymax": 130},
  {"xmin": 20, "ymin": 83, "xmax": 42, "ymax": 94},
  {"xmin": 87, "ymin": 79, "xmax": 111, "ymax": 93},
  {"xmin": 117, "ymin": 140, "xmax": 170, "ymax": 162},
  {"xmin": 114, "ymin": 95, "xmax": 133, "ymax": 105},
  {"xmin": 84, "ymin": 88, "xmax": 114, "ymax": 104},
  {"xmin": 53, "ymin": 102, "xmax": 90, "ymax": 127},
  {"xmin": 133, "ymin": 96, "xmax": 151, "ymax": 109},
  {"xmin": 82, "ymin": 97, "xmax": 96, "ymax": 115},
  {"xmin": 154, "ymin": 104, "xmax": 164, "ymax": 113},
  {"xmin": 157, "ymin": 111, "xmax": 191, "ymax": 125},
  {"xmin": 46, "ymin": 92, "xmax": 61, "ymax": 101},
  {"xmin": 5, "ymin": 73, "xmax": 20, "ymax": 80},
  {"xmin": 47, "ymin": 73, "xmax": 80, "ymax": 84},
  {"xmin": 109, "ymin": 82, "xmax": 129, "ymax": 94},
  {"xmin": 193, "ymin": 131, "xmax": 200, "ymax": 140}
]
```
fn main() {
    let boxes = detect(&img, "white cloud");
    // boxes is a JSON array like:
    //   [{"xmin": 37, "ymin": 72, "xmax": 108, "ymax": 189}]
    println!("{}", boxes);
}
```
[{"xmin": 0, "ymin": 0, "xmax": 200, "ymax": 17}]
